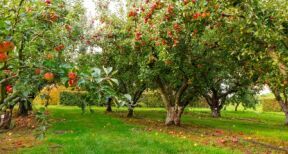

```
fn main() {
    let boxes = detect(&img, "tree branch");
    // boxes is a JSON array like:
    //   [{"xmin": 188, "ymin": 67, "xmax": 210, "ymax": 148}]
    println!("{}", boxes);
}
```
[
  {"xmin": 175, "ymin": 78, "xmax": 188, "ymax": 106},
  {"xmin": 203, "ymin": 94, "xmax": 212, "ymax": 106},
  {"xmin": 0, "ymin": 75, "xmax": 18, "ymax": 84},
  {"xmin": 132, "ymin": 83, "xmax": 146, "ymax": 104},
  {"xmin": 156, "ymin": 76, "xmax": 173, "ymax": 107}
]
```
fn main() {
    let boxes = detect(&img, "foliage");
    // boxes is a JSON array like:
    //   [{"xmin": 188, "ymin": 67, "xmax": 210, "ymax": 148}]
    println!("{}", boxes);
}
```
[
  {"xmin": 189, "ymin": 99, "xmax": 209, "ymax": 108},
  {"xmin": 262, "ymin": 99, "xmax": 282, "ymax": 112},
  {"xmin": 0, "ymin": 0, "xmax": 119, "ymax": 134},
  {"xmin": 226, "ymin": 89, "xmax": 259, "ymax": 111},
  {"xmin": 0, "ymin": 0, "xmax": 86, "ymax": 113},
  {"xmin": 35, "ymin": 107, "xmax": 49, "ymax": 140},
  {"xmin": 60, "ymin": 91, "xmax": 89, "ymax": 106},
  {"xmin": 89, "ymin": 1, "xmax": 148, "ymax": 115},
  {"xmin": 138, "ymin": 91, "xmax": 163, "ymax": 108}
]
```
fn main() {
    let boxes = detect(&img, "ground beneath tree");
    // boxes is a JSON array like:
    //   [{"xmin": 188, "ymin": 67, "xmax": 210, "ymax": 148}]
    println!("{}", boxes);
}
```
[
  {"xmin": 0, "ymin": 113, "xmax": 41, "ymax": 153},
  {"xmin": 110, "ymin": 111, "xmax": 288, "ymax": 154},
  {"xmin": 2, "ymin": 107, "xmax": 288, "ymax": 154}
]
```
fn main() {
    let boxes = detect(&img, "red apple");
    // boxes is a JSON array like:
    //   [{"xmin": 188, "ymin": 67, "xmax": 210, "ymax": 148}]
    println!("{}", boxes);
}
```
[
  {"xmin": 46, "ymin": 53, "xmax": 53, "ymax": 60},
  {"xmin": 54, "ymin": 44, "xmax": 65, "ymax": 52},
  {"xmin": 50, "ymin": 12, "xmax": 58, "ymax": 22},
  {"xmin": 167, "ymin": 30, "xmax": 173, "ymax": 38},
  {"xmin": 6, "ymin": 85, "xmax": 13, "ymax": 93},
  {"xmin": 128, "ymin": 10, "xmax": 137, "ymax": 17},
  {"xmin": 44, "ymin": 72, "xmax": 54, "ymax": 81},
  {"xmin": 65, "ymin": 24, "xmax": 72, "ymax": 31},
  {"xmin": 173, "ymin": 39, "xmax": 179, "ymax": 47},
  {"xmin": 135, "ymin": 32, "xmax": 142, "ymax": 41},
  {"xmin": 68, "ymin": 72, "xmax": 77, "ymax": 80},
  {"xmin": 167, "ymin": 5, "xmax": 174, "ymax": 14},
  {"xmin": 68, "ymin": 79, "xmax": 77, "ymax": 87},
  {"xmin": 0, "ymin": 41, "xmax": 15, "ymax": 53},
  {"xmin": 193, "ymin": 13, "xmax": 201, "ymax": 19},
  {"xmin": 183, "ymin": 0, "xmax": 189, "ymax": 5},
  {"xmin": 173, "ymin": 23, "xmax": 181, "ymax": 32},
  {"xmin": 45, "ymin": 0, "xmax": 51, "ymax": 5},
  {"xmin": 35, "ymin": 68, "xmax": 41, "ymax": 75},
  {"xmin": 0, "ymin": 53, "xmax": 8, "ymax": 62}
]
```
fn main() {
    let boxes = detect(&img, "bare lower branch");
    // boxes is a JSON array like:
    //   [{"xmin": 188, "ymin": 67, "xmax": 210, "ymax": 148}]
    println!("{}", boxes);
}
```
[{"xmin": 0, "ymin": 75, "xmax": 18, "ymax": 84}]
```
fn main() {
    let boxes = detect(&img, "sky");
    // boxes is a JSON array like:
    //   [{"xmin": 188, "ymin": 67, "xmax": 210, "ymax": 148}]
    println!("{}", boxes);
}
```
[
  {"xmin": 83, "ymin": 0, "xmax": 96, "ymax": 19},
  {"xmin": 83, "ymin": 0, "xmax": 124, "ymax": 19}
]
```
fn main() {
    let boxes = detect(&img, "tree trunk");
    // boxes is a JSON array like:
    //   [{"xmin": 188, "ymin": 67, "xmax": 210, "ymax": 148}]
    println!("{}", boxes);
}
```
[
  {"xmin": 106, "ymin": 105, "xmax": 112, "ymax": 112},
  {"xmin": 165, "ymin": 106, "xmax": 185, "ymax": 126},
  {"xmin": 106, "ymin": 102, "xmax": 112, "ymax": 112},
  {"xmin": 165, "ymin": 107, "xmax": 176, "ymax": 126},
  {"xmin": 207, "ymin": 98, "xmax": 222, "ymax": 118},
  {"xmin": 280, "ymin": 104, "xmax": 288, "ymax": 126},
  {"xmin": 285, "ymin": 112, "xmax": 288, "ymax": 126},
  {"xmin": 126, "ymin": 84, "xmax": 146, "ymax": 118},
  {"xmin": 156, "ymin": 76, "xmax": 188, "ymax": 126},
  {"xmin": 211, "ymin": 107, "xmax": 221, "ymax": 118},
  {"xmin": 18, "ymin": 101, "xmax": 32, "ymax": 117},
  {"xmin": 174, "ymin": 106, "xmax": 185, "ymax": 126},
  {"xmin": 127, "ymin": 108, "xmax": 134, "ymax": 118},
  {"xmin": 235, "ymin": 103, "xmax": 240, "ymax": 111},
  {"xmin": 272, "ymin": 89, "xmax": 288, "ymax": 125},
  {"xmin": 106, "ymin": 97, "xmax": 112, "ymax": 112},
  {"xmin": 0, "ymin": 110, "xmax": 13, "ymax": 129}
]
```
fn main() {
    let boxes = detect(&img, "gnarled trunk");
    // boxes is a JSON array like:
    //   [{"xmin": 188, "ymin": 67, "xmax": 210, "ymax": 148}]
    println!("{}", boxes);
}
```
[
  {"xmin": 156, "ymin": 76, "xmax": 188, "ymax": 126},
  {"xmin": 211, "ymin": 107, "xmax": 221, "ymax": 118},
  {"xmin": 165, "ymin": 107, "xmax": 175, "ymax": 126},
  {"xmin": 204, "ymin": 93, "xmax": 225, "ymax": 118},
  {"xmin": 207, "ymin": 98, "xmax": 222, "ymax": 118},
  {"xmin": 165, "ymin": 106, "xmax": 185, "ymax": 126}
]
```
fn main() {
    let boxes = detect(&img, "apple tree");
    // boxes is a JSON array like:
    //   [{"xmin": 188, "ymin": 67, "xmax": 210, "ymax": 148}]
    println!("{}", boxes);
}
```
[{"xmin": 0, "ymin": 0, "xmax": 86, "ymax": 129}]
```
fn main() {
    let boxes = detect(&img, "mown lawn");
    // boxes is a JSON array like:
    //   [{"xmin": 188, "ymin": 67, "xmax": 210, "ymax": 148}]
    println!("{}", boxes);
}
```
[{"xmin": 15, "ymin": 106, "xmax": 288, "ymax": 154}]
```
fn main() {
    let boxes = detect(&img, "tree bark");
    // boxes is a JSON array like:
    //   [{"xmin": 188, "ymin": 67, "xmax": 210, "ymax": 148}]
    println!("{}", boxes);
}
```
[
  {"xmin": 18, "ymin": 100, "xmax": 32, "ymax": 117},
  {"xmin": 211, "ymin": 107, "xmax": 221, "ymax": 118},
  {"xmin": 268, "ymin": 48, "xmax": 288, "ymax": 125},
  {"xmin": 106, "ymin": 97, "xmax": 112, "ymax": 112},
  {"xmin": 126, "ymin": 84, "xmax": 146, "ymax": 118},
  {"xmin": 285, "ymin": 112, "xmax": 288, "ymax": 126},
  {"xmin": 127, "ymin": 108, "xmax": 134, "ymax": 118},
  {"xmin": 156, "ymin": 76, "xmax": 188, "ymax": 126},
  {"xmin": 205, "ymin": 96, "xmax": 222, "ymax": 118},
  {"xmin": 165, "ymin": 106, "xmax": 185, "ymax": 126},
  {"xmin": 235, "ymin": 102, "xmax": 240, "ymax": 111},
  {"xmin": 174, "ymin": 106, "xmax": 185, "ymax": 126},
  {"xmin": 0, "ymin": 109, "xmax": 13, "ymax": 129},
  {"xmin": 165, "ymin": 106, "xmax": 176, "ymax": 126},
  {"xmin": 272, "ymin": 89, "xmax": 288, "ymax": 125},
  {"xmin": 278, "ymin": 101, "xmax": 288, "ymax": 126}
]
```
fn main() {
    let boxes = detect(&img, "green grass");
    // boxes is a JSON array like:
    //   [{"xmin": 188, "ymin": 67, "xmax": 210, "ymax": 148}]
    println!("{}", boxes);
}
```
[
  {"xmin": 17, "ymin": 105, "xmax": 288, "ymax": 154},
  {"xmin": 130, "ymin": 107, "xmax": 288, "ymax": 141},
  {"xmin": 20, "ymin": 106, "xmax": 239, "ymax": 154}
]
